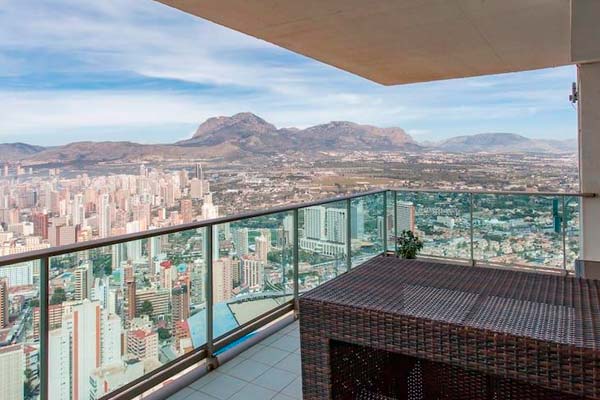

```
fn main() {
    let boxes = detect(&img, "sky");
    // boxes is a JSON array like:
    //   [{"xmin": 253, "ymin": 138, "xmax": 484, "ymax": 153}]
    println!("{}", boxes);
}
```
[{"xmin": 0, "ymin": 0, "xmax": 578, "ymax": 145}]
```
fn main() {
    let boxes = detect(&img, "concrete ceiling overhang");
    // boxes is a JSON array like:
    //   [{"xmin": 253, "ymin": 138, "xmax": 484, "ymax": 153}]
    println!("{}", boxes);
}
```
[{"xmin": 157, "ymin": 0, "xmax": 594, "ymax": 85}]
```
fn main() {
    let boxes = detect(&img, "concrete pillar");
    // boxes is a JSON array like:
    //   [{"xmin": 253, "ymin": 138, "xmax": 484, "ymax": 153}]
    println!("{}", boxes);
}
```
[{"xmin": 577, "ymin": 62, "xmax": 600, "ymax": 278}]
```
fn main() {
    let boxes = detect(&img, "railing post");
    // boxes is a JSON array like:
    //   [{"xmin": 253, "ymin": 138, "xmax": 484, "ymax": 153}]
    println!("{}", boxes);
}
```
[
  {"xmin": 562, "ymin": 196, "xmax": 568, "ymax": 271},
  {"xmin": 394, "ymin": 191, "xmax": 398, "ymax": 255},
  {"xmin": 205, "ymin": 224, "xmax": 217, "ymax": 370},
  {"xmin": 40, "ymin": 256, "xmax": 49, "ymax": 400},
  {"xmin": 293, "ymin": 209, "xmax": 300, "ymax": 318},
  {"xmin": 383, "ymin": 191, "xmax": 388, "ymax": 255},
  {"xmin": 346, "ymin": 198, "xmax": 352, "ymax": 271},
  {"xmin": 470, "ymin": 193, "xmax": 475, "ymax": 266}
]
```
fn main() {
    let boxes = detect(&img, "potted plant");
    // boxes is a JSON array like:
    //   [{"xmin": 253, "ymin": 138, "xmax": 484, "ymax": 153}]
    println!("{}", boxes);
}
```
[{"xmin": 395, "ymin": 230, "xmax": 423, "ymax": 259}]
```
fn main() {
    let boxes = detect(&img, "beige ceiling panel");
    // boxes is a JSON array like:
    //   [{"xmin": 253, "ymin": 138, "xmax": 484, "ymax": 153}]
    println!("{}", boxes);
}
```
[{"xmin": 158, "ymin": 0, "xmax": 573, "ymax": 85}]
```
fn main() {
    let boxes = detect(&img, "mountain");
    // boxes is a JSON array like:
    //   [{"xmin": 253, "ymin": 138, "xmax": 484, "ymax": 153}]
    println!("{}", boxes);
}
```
[
  {"xmin": 292, "ymin": 121, "xmax": 418, "ymax": 151},
  {"xmin": 433, "ymin": 133, "xmax": 576, "ymax": 153},
  {"xmin": 178, "ymin": 112, "xmax": 278, "ymax": 147},
  {"xmin": 0, "ymin": 143, "xmax": 46, "ymax": 161},
  {"xmin": 22, "ymin": 141, "xmax": 240, "ymax": 165},
  {"xmin": 177, "ymin": 112, "xmax": 418, "ymax": 153},
  {"xmin": 0, "ymin": 114, "xmax": 577, "ymax": 165}
]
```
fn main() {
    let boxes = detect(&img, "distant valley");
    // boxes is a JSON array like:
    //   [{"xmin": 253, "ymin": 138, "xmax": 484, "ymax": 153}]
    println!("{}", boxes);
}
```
[{"xmin": 0, "ymin": 112, "xmax": 576, "ymax": 165}]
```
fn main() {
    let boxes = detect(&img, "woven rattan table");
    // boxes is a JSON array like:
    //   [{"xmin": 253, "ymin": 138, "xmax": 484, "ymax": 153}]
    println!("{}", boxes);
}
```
[{"xmin": 299, "ymin": 257, "xmax": 600, "ymax": 400}]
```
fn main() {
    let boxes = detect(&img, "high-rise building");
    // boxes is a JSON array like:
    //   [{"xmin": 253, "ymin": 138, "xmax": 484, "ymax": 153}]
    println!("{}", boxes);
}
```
[
  {"xmin": 92, "ymin": 276, "xmax": 110, "ymax": 310},
  {"xmin": 112, "ymin": 243, "xmax": 126, "ymax": 275},
  {"xmin": 304, "ymin": 206, "xmax": 326, "ymax": 240},
  {"xmin": 149, "ymin": 236, "xmax": 163, "ymax": 274},
  {"xmin": 283, "ymin": 215, "xmax": 294, "ymax": 245},
  {"xmin": 125, "ymin": 221, "xmax": 142, "ymax": 261},
  {"xmin": 135, "ymin": 289, "xmax": 170, "ymax": 317},
  {"xmin": 127, "ymin": 329, "xmax": 158, "ymax": 361},
  {"xmin": 48, "ymin": 328, "xmax": 70, "ymax": 400},
  {"xmin": 0, "ymin": 344, "xmax": 24, "ymax": 400},
  {"xmin": 189, "ymin": 260, "xmax": 205, "ymax": 306},
  {"xmin": 232, "ymin": 228, "xmax": 249, "ymax": 257},
  {"xmin": 213, "ymin": 257, "xmax": 233, "ymax": 303},
  {"xmin": 33, "ymin": 212, "xmax": 49, "ymax": 239},
  {"xmin": 255, "ymin": 235, "xmax": 269, "ymax": 261},
  {"xmin": 99, "ymin": 193, "xmax": 111, "ymax": 238},
  {"xmin": 56, "ymin": 300, "xmax": 101, "ymax": 400},
  {"xmin": 351, "ymin": 202, "xmax": 365, "ymax": 239},
  {"xmin": 190, "ymin": 179, "xmax": 203, "ymax": 199},
  {"xmin": 74, "ymin": 263, "xmax": 93, "ymax": 301},
  {"xmin": 396, "ymin": 201, "xmax": 416, "ymax": 233},
  {"xmin": 160, "ymin": 261, "xmax": 174, "ymax": 291},
  {"xmin": 101, "ymin": 313, "xmax": 122, "ymax": 367},
  {"xmin": 48, "ymin": 223, "xmax": 79, "ymax": 246},
  {"xmin": 33, "ymin": 303, "xmax": 63, "ymax": 340},
  {"xmin": 242, "ymin": 257, "xmax": 264, "ymax": 290},
  {"xmin": 126, "ymin": 279, "xmax": 137, "ymax": 321},
  {"xmin": 72, "ymin": 193, "xmax": 85, "ymax": 227},
  {"xmin": 326, "ymin": 208, "xmax": 347, "ymax": 244},
  {"xmin": 0, "ymin": 261, "xmax": 34, "ymax": 286},
  {"xmin": 0, "ymin": 278, "xmax": 8, "ymax": 328},
  {"xmin": 172, "ymin": 284, "xmax": 190, "ymax": 322},
  {"xmin": 181, "ymin": 199, "xmax": 193, "ymax": 224},
  {"xmin": 201, "ymin": 194, "xmax": 218, "ymax": 219}
]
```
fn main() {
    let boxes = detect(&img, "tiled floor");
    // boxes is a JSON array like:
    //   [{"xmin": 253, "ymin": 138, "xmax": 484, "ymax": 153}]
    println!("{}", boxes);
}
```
[{"xmin": 168, "ymin": 321, "xmax": 302, "ymax": 400}]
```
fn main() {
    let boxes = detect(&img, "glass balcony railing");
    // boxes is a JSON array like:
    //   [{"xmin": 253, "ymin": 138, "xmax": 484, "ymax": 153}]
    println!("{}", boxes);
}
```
[
  {"xmin": 393, "ymin": 189, "xmax": 590, "ymax": 272},
  {"xmin": 0, "ymin": 189, "xmax": 591, "ymax": 400}
]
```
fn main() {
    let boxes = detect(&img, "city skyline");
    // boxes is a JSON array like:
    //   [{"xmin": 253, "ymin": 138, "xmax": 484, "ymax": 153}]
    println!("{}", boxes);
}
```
[{"xmin": 0, "ymin": 0, "xmax": 578, "ymax": 145}]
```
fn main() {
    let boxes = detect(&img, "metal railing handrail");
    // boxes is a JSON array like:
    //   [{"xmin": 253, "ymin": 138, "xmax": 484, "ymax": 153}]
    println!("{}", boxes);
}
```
[
  {"xmin": 391, "ymin": 187, "xmax": 595, "ymax": 197},
  {"xmin": 0, "ymin": 188, "xmax": 593, "ymax": 267},
  {"xmin": 0, "ymin": 188, "xmax": 387, "ymax": 267}
]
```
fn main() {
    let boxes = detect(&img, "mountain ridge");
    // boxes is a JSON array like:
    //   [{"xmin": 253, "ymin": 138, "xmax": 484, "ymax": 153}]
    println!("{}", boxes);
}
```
[{"xmin": 0, "ymin": 113, "xmax": 576, "ymax": 164}]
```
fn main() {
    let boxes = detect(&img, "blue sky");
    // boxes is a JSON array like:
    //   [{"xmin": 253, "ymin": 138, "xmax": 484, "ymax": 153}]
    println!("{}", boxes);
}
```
[{"xmin": 0, "ymin": 0, "xmax": 578, "ymax": 145}]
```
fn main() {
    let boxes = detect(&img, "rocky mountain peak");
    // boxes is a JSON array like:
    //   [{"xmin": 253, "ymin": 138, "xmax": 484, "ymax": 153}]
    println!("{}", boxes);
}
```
[{"xmin": 192, "ymin": 112, "xmax": 277, "ymax": 139}]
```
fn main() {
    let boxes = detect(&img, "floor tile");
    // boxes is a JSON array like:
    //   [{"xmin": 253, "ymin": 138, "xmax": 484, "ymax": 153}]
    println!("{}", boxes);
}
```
[
  {"xmin": 285, "ymin": 328, "xmax": 300, "ymax": 338},
  {"xmin": 252, "ymin": 367, "xmax": 297, "ymax": 392},
  {"xmin": 188, "ymin": 371, "xmax": 220, "ymax": 391},
  {"xmin": 184, "ymin": 391, "xmax": 220, "ymax": 400},
  {"xmin": 281, "ymin": 376, "xmax": 302, "ymax": 399},
  {"xmin": 198, "ymin": 374, "xmax": 247, "ymax": 399},
  {"xmin": 249, "ymin": 346, "xmax": 290, "ymax": 366},
  {"xmin": 237, "ymin": 343, "xmax": 267, "ymax": 360},
  {"xmin": 259, "ymin": 331, "xmax": 286, "ymax": 346},
  {"xmin": 270, "ymin": 335, "xmax": 300, "ymax": 352},
  {"xmin": 272, "ymin": 394, "xmax": 296, "ymax": 400},
  {"xmin": 273, "ymin": 353, "xmax": 301, "ymax": 375},
  {"xmin": 227, "ymin": 383, "xmax": 277, "ymax": 400},
  {"xmin": 167, "ymin": 387, "xmax": 196, "ymax": 400},
  {"xmin": 216, "ymin": 356, "xmax": 244, "ymax": 374},
  {"xmin": 222, "ymin": 358, "xmax": 271, "ymax": 382}
]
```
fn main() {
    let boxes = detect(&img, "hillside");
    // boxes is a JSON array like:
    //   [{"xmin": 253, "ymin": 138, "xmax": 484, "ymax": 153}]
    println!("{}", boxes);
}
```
[
  {"xmin": 0, "ymin": 114, "xmax": 576, "ymax": 165},
  {"xmin": 434, "ymin": 133, "xmax": 576, "ymax": 153}
]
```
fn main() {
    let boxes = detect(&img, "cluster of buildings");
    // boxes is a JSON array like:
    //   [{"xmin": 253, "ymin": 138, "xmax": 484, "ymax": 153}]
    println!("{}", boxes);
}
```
[{"xmin": 0, "ymin": 163, "xmax": 216, "ymax": 257}]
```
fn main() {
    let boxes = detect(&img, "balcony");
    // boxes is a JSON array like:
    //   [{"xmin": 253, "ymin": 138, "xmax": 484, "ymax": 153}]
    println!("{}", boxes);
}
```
[{"xmin": 0, "ymin": 188, "xmax": 593, "ymax": 400}]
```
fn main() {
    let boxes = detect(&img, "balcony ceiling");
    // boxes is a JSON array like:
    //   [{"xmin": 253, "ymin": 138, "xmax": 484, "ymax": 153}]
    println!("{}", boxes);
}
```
[{"xmin": 157, "ymin": 0, "xmax": 572, "ymax": 85}]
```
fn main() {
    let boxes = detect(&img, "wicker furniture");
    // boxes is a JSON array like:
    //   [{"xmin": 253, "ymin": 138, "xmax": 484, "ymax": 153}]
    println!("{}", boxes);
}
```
[{"xmin": 299, "ymin": 258, "xmax": 600, "ymax": 399}]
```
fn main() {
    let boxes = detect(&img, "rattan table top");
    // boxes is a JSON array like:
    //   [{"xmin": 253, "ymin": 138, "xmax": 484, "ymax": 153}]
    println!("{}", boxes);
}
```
[{"xmin": 301, "ymin": 257, "xmax": 600, "ymax": 349}]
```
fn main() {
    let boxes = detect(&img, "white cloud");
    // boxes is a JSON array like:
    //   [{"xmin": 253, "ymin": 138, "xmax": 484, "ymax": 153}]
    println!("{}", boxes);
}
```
[{"xmin": 0, "ymin": 0, "xmax": 578, "ymax": 142}]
